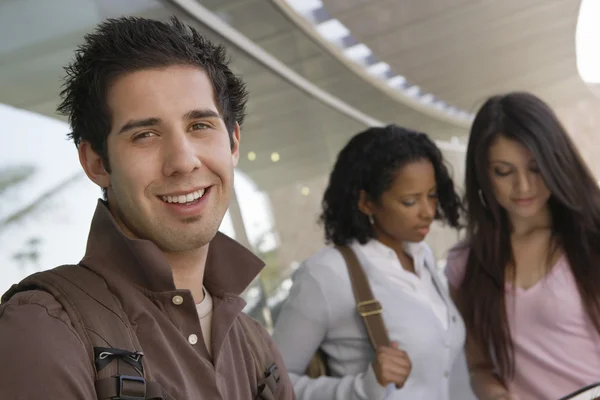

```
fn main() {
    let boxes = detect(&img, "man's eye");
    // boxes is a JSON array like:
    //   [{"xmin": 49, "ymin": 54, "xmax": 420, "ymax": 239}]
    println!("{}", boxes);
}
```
[
  {"xmin": 133, "ymin": 132, "xmax": 155, "ymax": 141},
  {"xmin": 191, "ymin": 123, "xmax": 209, "ymax": 130}
]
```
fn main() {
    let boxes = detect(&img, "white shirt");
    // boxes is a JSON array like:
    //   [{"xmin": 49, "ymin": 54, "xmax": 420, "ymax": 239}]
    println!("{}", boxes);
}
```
[
  {"xmin": 195, "ymin": 287, "xmax": 213, "ymax": 356},
  {"xmin": 358, "ymin": 240, "xmax": 448, "ymax": 330},
  {"xmin": 272, "ymin": 240, "xmax": 474, "ymax": 400}
]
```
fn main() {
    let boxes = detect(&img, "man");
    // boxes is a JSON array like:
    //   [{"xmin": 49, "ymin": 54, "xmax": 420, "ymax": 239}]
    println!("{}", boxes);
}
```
[{"xmin": 0, "ymin": 16, "xmax": 294, "ymax": 399}]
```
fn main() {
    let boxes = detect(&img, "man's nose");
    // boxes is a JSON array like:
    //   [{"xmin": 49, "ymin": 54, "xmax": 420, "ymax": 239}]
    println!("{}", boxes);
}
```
[{"xmin": 162, "ymin": 132, "xmax": 202, "ymax": 177}]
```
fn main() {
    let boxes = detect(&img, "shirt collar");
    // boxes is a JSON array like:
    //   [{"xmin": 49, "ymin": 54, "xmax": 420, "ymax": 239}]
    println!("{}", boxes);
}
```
[
  {"xmin": 81, "ymin": 200, "xmax": 264, "ymax": 295},
  {"xmin": 355, "ymin": 239, "xmax": 428, "ymax": 274}
]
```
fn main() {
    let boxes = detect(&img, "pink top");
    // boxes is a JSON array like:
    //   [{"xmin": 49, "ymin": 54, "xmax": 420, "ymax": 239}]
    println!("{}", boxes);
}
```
[{"xmin": 445, "ymin": 247, "xmax": 600, "ymax": 400}]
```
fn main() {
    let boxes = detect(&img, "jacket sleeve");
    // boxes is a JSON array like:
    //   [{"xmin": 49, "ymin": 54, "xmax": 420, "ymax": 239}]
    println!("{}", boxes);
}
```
[
  {"xmin": 0, "ymin": 290, "xmax": 96, "ymax": 399},
  {"xmin": 272, "ymin": 264, "xmax": 387, "ymax": 400}
]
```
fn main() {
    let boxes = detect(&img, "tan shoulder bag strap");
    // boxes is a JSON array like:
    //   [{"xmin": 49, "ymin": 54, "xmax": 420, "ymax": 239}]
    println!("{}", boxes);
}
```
[{"xmin": 336, "ymin": 245, "xmax": 391, "ymax": 350}]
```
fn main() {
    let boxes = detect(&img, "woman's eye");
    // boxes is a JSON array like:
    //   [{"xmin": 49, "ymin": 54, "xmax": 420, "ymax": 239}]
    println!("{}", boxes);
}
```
[
  {"xmin": 429, "ymin": 192, "xmax": 439, "ymax": 199},
  {"xmin": 494, "ymin": 168, "xmax": 512, "ymax": 177},
  {"xmin": 401, "ymin": 200, "xmax": 416, "ymax": 207}
]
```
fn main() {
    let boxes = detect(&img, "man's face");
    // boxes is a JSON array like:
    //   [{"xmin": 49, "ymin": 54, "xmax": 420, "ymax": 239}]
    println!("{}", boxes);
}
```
[{"xmin": 83, "ymin": 65, "xmax": 240, "ymax": 252}]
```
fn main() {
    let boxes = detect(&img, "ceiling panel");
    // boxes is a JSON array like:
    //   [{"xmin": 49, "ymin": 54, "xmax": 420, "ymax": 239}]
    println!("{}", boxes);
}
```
[
  {"xmin": 198, "ymin": 0, "xmax": 468, "ymax": 135},
  {"xmin": 0, "ymin": 0, "xmax": 470, "ymax": 195},
  {"xmin": 322, "ymin": 0, "xmax": 599, "ymax": 113}
]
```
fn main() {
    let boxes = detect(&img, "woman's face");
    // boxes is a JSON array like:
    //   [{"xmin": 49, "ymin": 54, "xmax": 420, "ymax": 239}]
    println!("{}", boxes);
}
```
[
  {"xmin": 487, "ymin": 135, "xmax": 551, "ymax": 221},
  {"xmin": 360, "ymin": 159, "xmax": 438, "ymax": 244}
]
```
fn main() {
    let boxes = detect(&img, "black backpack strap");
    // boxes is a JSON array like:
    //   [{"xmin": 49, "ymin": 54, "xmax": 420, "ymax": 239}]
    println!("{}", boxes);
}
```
[{"xmin": 2, "ymin": 264, "xmax": 165, "ymax": 400}]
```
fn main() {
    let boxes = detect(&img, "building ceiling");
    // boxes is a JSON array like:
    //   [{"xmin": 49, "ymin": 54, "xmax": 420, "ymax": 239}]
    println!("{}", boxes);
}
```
[
  {"xmin": 0, "ymin": 0, "xmax": 467, "ymax": 194},
  {"xmin": 321, "ymin": 0, "xmax": 597, "ymax": 113}
]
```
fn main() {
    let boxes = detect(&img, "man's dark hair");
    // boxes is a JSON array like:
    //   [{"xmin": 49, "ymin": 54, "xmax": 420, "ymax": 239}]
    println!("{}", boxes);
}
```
[
  {"xmin": 57, "ymin": 16, "xmax": 248, "ymax": 183},
  {"xmin": 320, "ymin": 124, "xmax": 463, "ymax": 246}
]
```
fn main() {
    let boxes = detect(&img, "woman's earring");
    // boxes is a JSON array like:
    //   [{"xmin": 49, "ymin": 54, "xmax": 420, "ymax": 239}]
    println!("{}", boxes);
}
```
[
  {"xmin": 368, "ymin": 215, "xmax": 375, "ymax": 225},
  {"xmin": 478, "ymin": 189, "xmax": 488, "ymax": 208}
]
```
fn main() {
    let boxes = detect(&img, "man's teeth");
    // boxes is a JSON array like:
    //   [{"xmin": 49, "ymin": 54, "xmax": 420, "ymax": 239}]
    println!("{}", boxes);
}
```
[{"xmin": 161, "ymin": 189, "xmax": 206, "ymax": 204}]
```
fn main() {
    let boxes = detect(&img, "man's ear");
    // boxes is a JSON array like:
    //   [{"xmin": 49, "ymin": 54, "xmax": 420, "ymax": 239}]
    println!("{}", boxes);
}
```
[
  {"xmin": 78, "ymin": 141, "xmax": 110, "ymax": 189},
  {"xmin": 231, "ymin": 122, "xmax": 241, "ymax": 167}
]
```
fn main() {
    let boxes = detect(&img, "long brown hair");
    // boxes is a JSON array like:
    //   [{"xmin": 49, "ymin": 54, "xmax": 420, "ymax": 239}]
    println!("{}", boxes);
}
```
[{"xmin": 460, "ymin": 92, "xmax": 600, "ymax": 380}]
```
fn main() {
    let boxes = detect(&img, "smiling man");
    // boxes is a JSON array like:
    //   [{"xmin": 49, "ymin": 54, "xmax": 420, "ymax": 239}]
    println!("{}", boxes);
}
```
[{"xmin": 0, "ymin": 17, "xmax": 293, "ymax": 399}]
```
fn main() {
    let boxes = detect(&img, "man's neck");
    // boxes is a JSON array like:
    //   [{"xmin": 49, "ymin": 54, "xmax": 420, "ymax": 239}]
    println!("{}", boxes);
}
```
[
  {"xmin": 165, "ymin": 245, "xmax": 209, "ymax": 304},
  {"xmin": 106, "ymin": 201, "xmax": 209, "ymax": 303}
]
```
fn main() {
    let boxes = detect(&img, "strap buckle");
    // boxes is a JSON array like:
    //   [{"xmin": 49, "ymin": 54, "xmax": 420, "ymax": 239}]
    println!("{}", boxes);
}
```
[
  {"xmin": 118, "ymin": 375, "xmax": 146, "ymax": 400},
  {"xmin": 357, "ymin": 299, "xmax": 382, "ymax": 317}
]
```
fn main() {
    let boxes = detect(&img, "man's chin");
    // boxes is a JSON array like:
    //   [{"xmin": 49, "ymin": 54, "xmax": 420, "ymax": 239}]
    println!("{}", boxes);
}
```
[{"xmin": 156, "ymin": 227, "xmax": 220, "ymax": 253}]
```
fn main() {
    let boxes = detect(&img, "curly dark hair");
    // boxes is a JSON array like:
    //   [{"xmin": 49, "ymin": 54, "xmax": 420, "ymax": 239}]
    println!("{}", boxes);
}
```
[
  {"xmin": 57, "ymin": 16, "xmax": 248, "ymax": 176},
  {"xmin": 320, "ymin": 124, "xmax": 463, "ymax": 246}
]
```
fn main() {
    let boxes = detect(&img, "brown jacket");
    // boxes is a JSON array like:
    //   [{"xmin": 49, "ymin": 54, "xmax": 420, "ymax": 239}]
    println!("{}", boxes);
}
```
[{"xmin": 0, "ymin": 201, "xmax": 295, "ymax": 399}]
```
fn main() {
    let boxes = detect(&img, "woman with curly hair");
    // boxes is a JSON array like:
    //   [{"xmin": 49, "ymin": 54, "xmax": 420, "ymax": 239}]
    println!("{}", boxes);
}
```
[{"xmin": 272, "ymin": 124, "xmax": 470, "ymax": 400}]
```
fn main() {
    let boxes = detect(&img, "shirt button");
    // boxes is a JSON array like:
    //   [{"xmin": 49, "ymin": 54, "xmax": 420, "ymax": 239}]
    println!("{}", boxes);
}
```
[
  {"xmin": 188, "ymin": 334, "xmax": 198, "ymax": 345},
  {"xmin": 444, "ymin": 371, "xmax": 449, "ymax": 378},
  {"xmin": 172, "ymin": 295, "xmax": 184, "ymax": 305},
  {"xmin": 452, "ymin": 316, "xmax": 457, "ymax": 323}
]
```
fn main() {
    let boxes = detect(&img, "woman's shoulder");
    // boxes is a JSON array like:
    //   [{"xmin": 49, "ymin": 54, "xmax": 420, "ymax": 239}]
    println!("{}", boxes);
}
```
[
  {"xmin": 295, "ymin": 245, "xmax": 349, "ymax": 282},
  {"xmin": 303, "ymin": 245, "xmax": 345, "ymax": 267},
  {"xmin": 446, "ymin": 240, "xmax": 471, "ymax": 262},
  {"xmin": 444, "ymin": 240, "xmax": 472, "ymax": 288}
]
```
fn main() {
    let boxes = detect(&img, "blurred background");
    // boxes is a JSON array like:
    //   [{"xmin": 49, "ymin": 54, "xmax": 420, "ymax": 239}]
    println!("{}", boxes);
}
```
[{"xmin": 1, "ymin": 0, "xmax": 599, "ymax": 331}]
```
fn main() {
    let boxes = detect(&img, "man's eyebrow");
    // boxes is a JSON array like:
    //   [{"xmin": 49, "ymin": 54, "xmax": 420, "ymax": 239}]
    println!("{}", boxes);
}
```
[
  {"xmin": 118, "ymin": 118, "xmax": 161, "ymax": 134},
  {"xmin": 183, "ymin": 109, "xmax": 221, "ymax": 120}
]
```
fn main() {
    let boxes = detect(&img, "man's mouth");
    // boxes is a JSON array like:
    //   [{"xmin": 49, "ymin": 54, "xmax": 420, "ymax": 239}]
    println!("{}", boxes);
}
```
[{"xmin": 160, "ymin": 188, "xmax": 207, "ymax": 205}]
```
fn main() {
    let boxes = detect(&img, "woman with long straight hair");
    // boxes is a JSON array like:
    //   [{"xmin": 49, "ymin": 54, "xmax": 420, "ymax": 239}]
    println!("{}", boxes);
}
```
[{"xmin": 446, "ymin": 92, "xmax": 600, "ymax": 400}]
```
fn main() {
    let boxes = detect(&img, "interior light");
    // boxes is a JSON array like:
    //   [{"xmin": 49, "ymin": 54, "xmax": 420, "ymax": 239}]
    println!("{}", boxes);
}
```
[
  {"xmin": 367, "ymin": 62, "xmax": 391, "ymax": 77},
  {"xmin": 284, "ymin": 0, "xmax": 323, "ymax": 15},
  {"xmin": 247, "ymin": 151, "xmax": 256, "ymax": 161},
  {"xmin": 388, "ymin": 75, "xmax": 407, "ymax": 88},
  {"xmin": 271, "ymin": 152, "xmax": 280, "ymax": 162},
  {"xmin": 301, "ymin": 186, "xmax": 310, "ymax": 196},
  {"xmin": 576, "ymin": 0, "xmax": 600, "ymax": 83},
  {"xmin": 420, "ymin": 94, "xmax": 434, "ymax": 104},
  {"xmin": 343, "ymin": 43, "xmax": 372, "ymax": 61},
  {"xmin": 434, "ymin": 100, "xmax": 446, "ymax": 110},
  {"xmin": 405, "ymin": 85, "xmax": 421, "ymax": 97},
  {"xmin": 316, "ymin": 19, "xmax": 350, "ymax": 42}
]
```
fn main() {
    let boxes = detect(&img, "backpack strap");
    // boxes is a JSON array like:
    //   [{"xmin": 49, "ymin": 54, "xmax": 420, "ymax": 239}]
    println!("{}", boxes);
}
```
[
  {"xmin": 336, "ymin": 246, "xmax": 391, "ymax": 350},
  {"xmin": 238, "ymin": 315, "xmax": 280, "ymax": 400},
  {"xmin": 1, "ymin": 264, "xmax": 166, "ymax": 400}
]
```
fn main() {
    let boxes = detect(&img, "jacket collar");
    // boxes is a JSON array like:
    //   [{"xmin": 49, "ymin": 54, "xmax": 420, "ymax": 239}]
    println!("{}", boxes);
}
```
[{"xmin": 81, "ymin": 200, "xmax": 264, "ymax": 295}]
